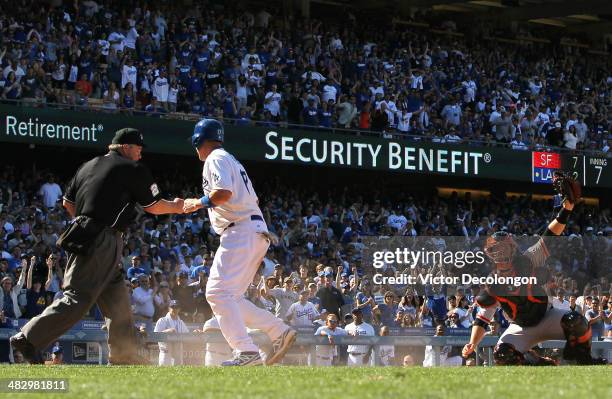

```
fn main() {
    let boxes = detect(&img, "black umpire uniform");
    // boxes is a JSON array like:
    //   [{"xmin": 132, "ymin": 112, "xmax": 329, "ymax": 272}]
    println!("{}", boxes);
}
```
[{"xmin": 11, "ymin": 128, "xmax": 167, "ymax": 364}]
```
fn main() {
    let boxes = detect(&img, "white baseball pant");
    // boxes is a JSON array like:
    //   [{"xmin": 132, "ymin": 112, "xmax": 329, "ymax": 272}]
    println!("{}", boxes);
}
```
[
  {"xmin": 158, "ymin": 349, "xmax": 183, "ymax": 366},
  {"xmin": 347, "ymin": 353, "xmax": 366, "ymax": 367},
  {"xmin": 206, "ymin": 219, "xmax": 288, "ymax": 353}
]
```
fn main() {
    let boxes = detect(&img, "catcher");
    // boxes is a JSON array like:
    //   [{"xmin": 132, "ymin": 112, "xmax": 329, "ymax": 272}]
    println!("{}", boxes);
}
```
[{"xmin": 462, "ymin": 172, "xmax": 607, "ymax": 365}]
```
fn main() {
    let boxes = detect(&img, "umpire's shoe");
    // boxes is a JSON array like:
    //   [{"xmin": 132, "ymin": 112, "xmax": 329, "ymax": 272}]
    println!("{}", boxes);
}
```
[
  {"xmin": 9, "ymin": 332, "xmax": 44, "ymax": 364},
  {"xmin": 265, "ymin": 328, "xmax": 297, "ymax": 366},
  {"xmin": 221, "ymin": 351, "xmax": 263, "ymax": 366}
]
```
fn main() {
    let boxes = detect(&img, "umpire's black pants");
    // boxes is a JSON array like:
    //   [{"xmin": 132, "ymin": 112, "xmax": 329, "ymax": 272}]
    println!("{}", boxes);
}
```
[{"xmin": 20, "ymin": 228, "xmax": 138, "ymax": 360}]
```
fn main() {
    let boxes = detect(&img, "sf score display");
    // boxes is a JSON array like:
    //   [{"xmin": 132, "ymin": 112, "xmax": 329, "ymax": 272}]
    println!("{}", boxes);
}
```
[{"xmin": 265, "ymin": 131, "xmax": 487, "ymax": 174}]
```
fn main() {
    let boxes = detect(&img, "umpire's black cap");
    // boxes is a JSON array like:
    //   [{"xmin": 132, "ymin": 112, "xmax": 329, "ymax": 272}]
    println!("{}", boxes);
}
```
[{"xmin": 112, "ymin": 128, "xmax": 146, "ymax": 147}]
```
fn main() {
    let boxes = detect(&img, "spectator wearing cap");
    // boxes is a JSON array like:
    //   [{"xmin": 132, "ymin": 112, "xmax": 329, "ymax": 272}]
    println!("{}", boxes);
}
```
[
  {"xmin": 132, "ymin": 274, "xmax": 155, "ymax": 321},
  {"xmin": 286, "ymin": 290, "xmax": 320, "ymax": 327},
  {"xmin": 262, "ymin": 275, "xmax": 298, "ymax": 322},
  {"xmin": 126, "ymin": 256, "xmax": 145, "ymax": 280},
  {"xmin": 172, "ymin": 272, "xmax": 195, "ymax": 320},
  {"xmin": 154, "ymin": 281, "xmax": 172, "ymax": 321},
  {"xmin": 316, "ymin": 271, "xmax": 345, "ymax": 319},
  {"xmin": 154, "ymin": 300, "xmax": 189, "ymax": 366},
  {"xmin": 314, "ymin": 312, "xmax": 346, "ymax": 366},
  {"xmin": 344, "ymin": 308, "xmax": 375, "ymax": 367},
  {"xmin": 0, "ymin": 260, "xmax": 27, "ymax": 319}
]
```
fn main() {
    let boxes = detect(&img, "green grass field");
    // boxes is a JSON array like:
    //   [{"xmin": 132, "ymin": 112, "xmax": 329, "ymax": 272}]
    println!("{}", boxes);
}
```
[{"xmin": 0, "ymin": 366, "xmax": 610, "ymax": 399}]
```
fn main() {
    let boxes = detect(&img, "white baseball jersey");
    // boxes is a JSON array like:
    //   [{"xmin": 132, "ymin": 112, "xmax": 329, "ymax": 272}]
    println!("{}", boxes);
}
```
[
  {"xmin": 378, "ymin": 345, "xmax": 395, "ymax": 366},
  {"xmin": 344, "ymin": 321, "xmax": 375, "ymax": 354},
  {"xmin": 154, "ymin": 313, "xmax": 189, "ymax": 352},
  {"xmin": 202, "ymin": 148, "xmax": 263, "ymax": 234},
  {"xmin": 286, "ymin": 301, "xmax": 320, "ymax": 327},
  {"xmin": 314, "ymin": 326, "xmax": 346, "ymax": 358}
]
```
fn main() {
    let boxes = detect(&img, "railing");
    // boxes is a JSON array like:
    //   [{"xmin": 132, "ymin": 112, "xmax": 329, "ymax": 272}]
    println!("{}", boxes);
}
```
[
  {"xmin": 2, "ymin": 328, "xmax": 611, "ymax": 366},
  {"xmin": 1, "ymin": 98, "xmax": 605, "ymax": 157}
]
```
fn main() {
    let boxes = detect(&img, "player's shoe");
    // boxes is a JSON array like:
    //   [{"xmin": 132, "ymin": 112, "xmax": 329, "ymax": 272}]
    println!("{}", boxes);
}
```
[
  {"xmin": 265, "ymin": 328, "xmax": 297, "ymax": 365},
  {"xmin": 221, "ymin": 351, "xmax": 263, "ymax": 366},
  {"xmin": 9, "ymin": 332, "xmax": 44, "ymax": 364}
]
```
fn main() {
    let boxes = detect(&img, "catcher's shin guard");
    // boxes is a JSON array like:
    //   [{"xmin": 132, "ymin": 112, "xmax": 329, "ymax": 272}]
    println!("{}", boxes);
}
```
[{"xmin": 561, "ymin": 311, "xmax": 607, "ymax": 365}]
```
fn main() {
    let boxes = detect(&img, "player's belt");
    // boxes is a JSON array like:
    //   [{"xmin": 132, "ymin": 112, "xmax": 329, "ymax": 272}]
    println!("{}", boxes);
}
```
[{"xmin": 225, "ymin": 215, "xmax": 263, "ymax": 230}]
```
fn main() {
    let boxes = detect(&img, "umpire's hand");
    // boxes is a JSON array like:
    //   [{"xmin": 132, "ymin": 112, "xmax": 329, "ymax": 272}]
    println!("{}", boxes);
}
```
[{"xmin": 183, "ymin": 198, "xmax": 203, "ymax": 213}]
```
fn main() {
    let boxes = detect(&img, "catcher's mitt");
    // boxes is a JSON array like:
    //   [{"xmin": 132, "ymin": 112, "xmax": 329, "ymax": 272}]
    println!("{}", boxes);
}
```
[{"xmin": 552, "ymin": 171, "xmax": 581, "ymax": 204}]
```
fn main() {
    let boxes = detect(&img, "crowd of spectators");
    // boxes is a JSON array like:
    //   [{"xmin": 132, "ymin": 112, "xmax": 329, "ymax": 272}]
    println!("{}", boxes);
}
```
[
  {"xmin": 0, "ymin": 1, "xmax": 610, "ymax": 155},
  {"xmin": 1, "ymin": 161, "xmax": 610, "ymax": 364}
]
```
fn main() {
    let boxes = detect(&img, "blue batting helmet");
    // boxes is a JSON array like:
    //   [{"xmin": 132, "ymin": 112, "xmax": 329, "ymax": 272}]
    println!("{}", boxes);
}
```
[{"xmin": 192, "ymin": 119, "xmax": 224, "ymax": 148}]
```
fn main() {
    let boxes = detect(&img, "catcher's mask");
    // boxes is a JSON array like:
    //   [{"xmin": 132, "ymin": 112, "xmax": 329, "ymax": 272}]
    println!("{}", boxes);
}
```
[{"xmin": 484, "ymin": 231, "xmax": 517, "ymax": 265}]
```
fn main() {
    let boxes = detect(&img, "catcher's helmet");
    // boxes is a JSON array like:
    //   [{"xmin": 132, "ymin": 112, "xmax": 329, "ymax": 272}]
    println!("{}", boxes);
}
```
[
  {"xmin": 192, "ymin": 119, "xmax": 224, "ymax": 148},
  {"xmin": 484, "ymin": 231, "xmax": 517, "ymax": 264}
]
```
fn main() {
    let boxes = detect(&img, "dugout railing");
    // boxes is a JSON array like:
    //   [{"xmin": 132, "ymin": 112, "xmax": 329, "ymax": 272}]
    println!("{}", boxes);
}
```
[{"xmin": 2, "ymin": 328, "xmax": 611, "ymax": 366}]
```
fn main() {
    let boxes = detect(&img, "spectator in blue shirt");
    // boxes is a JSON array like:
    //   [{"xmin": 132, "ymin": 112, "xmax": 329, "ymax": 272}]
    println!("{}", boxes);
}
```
[
  {"xmin": 319, "ymin": 100, "xmax": 334, "ymax": 129},
  {"xmin": 126, "ymin": 256, "xmax": 146, "ymax": 279},
  {"xmin": 194, "ymin": 44, "xmax": 211, "ymax": 73},
  {"xmin": 186, "ymin": 69, "xmax": 203, "ymax": 99},
  {"xmin": 302, "ymin": 98, "xmax": 319, "ymax": 126},
  {"xmin": 374, "ymin": 291, "xmax": 400, "ymax": 327},
  {"xmin": 355, "ymin": 282, "xmax": 374, "ymax": 324},
  {"xmin": 235, "ymin": 107, "xmax": 252, "ymax": 126},
  {"xmin": 177, "ymin": 63, "xmax": 192, "ymax": 84},
  {"xmin": 425, "ymin": 283, "xmax": 448, "ymax": 326}
]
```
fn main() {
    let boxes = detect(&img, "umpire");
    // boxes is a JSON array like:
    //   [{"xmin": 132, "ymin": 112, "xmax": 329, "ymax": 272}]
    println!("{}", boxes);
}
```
[{"xmin": 10, "ymin": 128, "xmax": 184, "ymax": 364}]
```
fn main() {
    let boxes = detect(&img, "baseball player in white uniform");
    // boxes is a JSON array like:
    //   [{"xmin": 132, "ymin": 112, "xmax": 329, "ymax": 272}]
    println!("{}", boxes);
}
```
[
  {"xmin": 183, "ymin": 119, "xmax": 296, "ymax": 366},
  {"xmin": 286, "ymin": 291, "xmax": 320, "ymax": 327},
  {"xmin": 314, "ymin": 313, "xmax": 346, "ymax": 366},
  {"xmin": 153, "ymin": 300, "xmax": 190, "ymax": 366},
  {"xmin": 344, "ymin": 308, "xmax": 375, "ymax": 367},
  {"xmin": 199, "ymin": 316, "xmax": 234, "ymax": 366},
  {"xmin": 377, "ymin": 326, "xmax": 395, "ymax": 366}
]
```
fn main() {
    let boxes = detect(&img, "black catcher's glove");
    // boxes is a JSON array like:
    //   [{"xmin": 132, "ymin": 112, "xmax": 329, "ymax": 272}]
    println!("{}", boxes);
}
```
[{"xmin": 552, "ymin": 171, "xmax": 581, "ymax": 204}]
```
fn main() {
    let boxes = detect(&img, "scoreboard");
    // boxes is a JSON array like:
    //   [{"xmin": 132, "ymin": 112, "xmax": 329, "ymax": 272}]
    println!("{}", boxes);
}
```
[{"xmin": 532, "ymin": 151, "xmax": 610, "ymax": 188}]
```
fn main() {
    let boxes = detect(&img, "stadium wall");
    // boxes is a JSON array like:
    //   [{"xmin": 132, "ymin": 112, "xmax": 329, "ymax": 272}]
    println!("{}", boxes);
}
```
[{"xmin": 1, "ymin": 105, "xmax": 609, "ymax": 188}]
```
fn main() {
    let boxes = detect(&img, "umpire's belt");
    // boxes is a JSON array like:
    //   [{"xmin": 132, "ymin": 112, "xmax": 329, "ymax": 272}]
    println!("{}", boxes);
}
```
[{"xmin": 225, "ymin": 215, "xmax": 263, "ymax": 230}]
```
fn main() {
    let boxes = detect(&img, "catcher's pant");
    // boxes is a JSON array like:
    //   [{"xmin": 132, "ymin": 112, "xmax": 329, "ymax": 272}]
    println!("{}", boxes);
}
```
[
  {"xmin": 347, "ymin": 353, "xmax": 366, "ymax": 367},
  {"xmin": 206, "ymin": 219, "xmax": 287, "ymax": 353},
  {"xmin": 498, "ymin": 306, "xmax": 566, "ymax": 353},
  {"xmin": 20, "ymin": 228, "xmax": 138, "ymax": 360}
]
